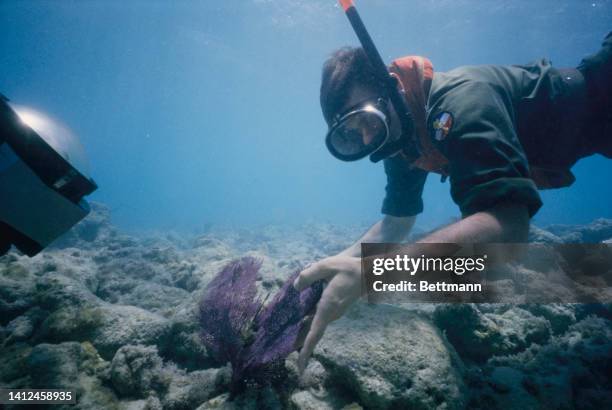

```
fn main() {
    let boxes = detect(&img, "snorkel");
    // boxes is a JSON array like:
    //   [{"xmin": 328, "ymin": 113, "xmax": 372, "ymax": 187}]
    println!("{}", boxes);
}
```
[{"xmin": 338, "ymin": 0, "xmax": 419, "ymax": 162}]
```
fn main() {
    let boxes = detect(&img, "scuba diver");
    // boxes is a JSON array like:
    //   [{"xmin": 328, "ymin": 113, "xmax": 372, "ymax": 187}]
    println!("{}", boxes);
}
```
[
  {"xmin": 293, "ymin": 0, "xmax": 612, "ymax": 374},
  {"xmin": 0, "ymin": 93, "xmax": 97, "ymax": 257}
]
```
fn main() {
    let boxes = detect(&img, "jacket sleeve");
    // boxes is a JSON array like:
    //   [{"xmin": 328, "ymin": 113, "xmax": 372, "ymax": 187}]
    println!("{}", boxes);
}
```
[
  {"xmin": 381, "ymin": 155, "xmax": 428, "ymax": 217},
  {"xmin": 442, "ymin": 82, "xmax": 542, "ymax": 217}
]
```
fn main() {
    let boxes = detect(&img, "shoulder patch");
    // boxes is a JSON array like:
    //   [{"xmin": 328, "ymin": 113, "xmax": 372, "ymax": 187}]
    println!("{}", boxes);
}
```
[{"xmin": 432, "ymin": 112, "xmax": 454, "ymax": 141}]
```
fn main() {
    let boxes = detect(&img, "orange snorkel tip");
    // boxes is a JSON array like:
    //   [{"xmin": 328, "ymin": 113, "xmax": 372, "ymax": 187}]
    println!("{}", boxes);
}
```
[{"xmin": 339, "ymin": 0, "xmax": 354, "ymax": 12}]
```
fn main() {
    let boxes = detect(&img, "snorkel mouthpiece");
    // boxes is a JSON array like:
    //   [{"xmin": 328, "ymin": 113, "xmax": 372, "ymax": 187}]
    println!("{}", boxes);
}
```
[{"xmin": 337, "ymin": 0, "xmax": 418, "ymax": 163}]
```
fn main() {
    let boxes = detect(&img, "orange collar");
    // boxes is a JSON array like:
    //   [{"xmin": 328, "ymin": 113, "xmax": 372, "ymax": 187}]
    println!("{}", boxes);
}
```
[{"xmin": 389, "ymin": 56, "xmax": 448, "ymax": 175}]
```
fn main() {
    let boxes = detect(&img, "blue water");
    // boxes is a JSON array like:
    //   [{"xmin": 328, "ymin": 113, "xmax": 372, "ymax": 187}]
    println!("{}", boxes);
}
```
[{"xmin": 1, "ymin": 0, "xmax": 610, "ymax": 233}]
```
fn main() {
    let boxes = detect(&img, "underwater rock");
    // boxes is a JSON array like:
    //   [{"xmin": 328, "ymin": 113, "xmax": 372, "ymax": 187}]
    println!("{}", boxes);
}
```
[
  {"xmin": 110, "ymin": 345, "xmax": 169, "ymax": 399},
  {"xmin": 483, "ymin": 366, "xmax": 540, "ymax": 409},
  {"xmin": 434, "ymin": 304, "xmax": 505, "ymax": 363},
  {"xmin": 34, "ymin": 278, "xmax": 172, "ymax": 361},
  {"xmin": 140, "ymin": 246, "xmax": 182, "ymax": 265},
  {"xmin": 119, "ymin": 396, "xmax": 163, "ymax": 410},
  {"xmin": 486, "ymin": 307, "xmax": 551, "ymax": 350},
  {"xmin": 190, "ymin": 236, "xmax": 237, "ymax": 282},
  {"xmin": 91, "ymin": 239, "xmax": 219, "ymax": 307},
  {"xmin": 28, "ymin": 341, "xmax": 119, "ymax": 410},
  {"xmin": 28, "ymin": 343, "xmax": 79, "ymax": 386},
  {"xmin": 526, "ymin": 304, "xmax": 577, "ymax": 334},
  {"xmin": 316, "ymin": 302, "xmax": 466, "ymax": 410},
  {"xmin": 0, "ymin": 255, "xmax": 37, "ymax": 324},
  {"xmin": 111, "ymin": 341, "xmax": 228, "ymax": 408},
  {"xmin": 96, "ymin": 255, "xmax": 171, "ymax": 289},
  {"xmin": 285, "ymin": 353, "xmax": 328, "ymax": 390},
  {"xmin": 494, "ymin": 307, "xmax": 552, "ymax": 344},
  {"xmin": 23, "ymin": 248, "xmax": 100, "ymax": 294},
  {"xmin": 192, "ymin": 235, "xmax": 234, "ymax": 255},
  {"xmin": 36, "ymin": 304, "xmax": 104, "ymax": 344},
  {"xmin": 168, "ymin": 261, "xmax": 201, "ymax": 292},
  {"xmin": 285, "ymin": 354, "xmax": 353, "ymax": 410},
  {"xmin": 3, "ymin": 206, "xmax": 612, "ymax": 408},
  {"xmin": 100, "ymin": 281, "xmax": 190, "ymax": 316},
  {"xmin": 289, "ymin": 389, "xmax": 353, "ymax": 410},
  {"xmin": 5, "ymin": 314, "xmax": 34, "ymax": 342},
  {"xmin": 511, "ymin": 242, "xmax": 563, "ymax": 277},
  {"xmin": 199, "ymin": 257, "xmax": 323, "ymax": 393},
  {"xmin": 32, "ymin": 273, "xmax": 105, "ymax": 343},
  {"xmin": 3, "ymin": 307, "xmax": 45, "ymax": 345},
  {"xmin": 575, "ymin": 302, "xmax": 612, "ymax": 321},
  {"xmin": 27, "ymin": 342, "xmax": 82, "ymax": 387},
  {"xmin": 194, "ymin": 386, "xmax": 283, "ymax": 410},
  {"xmin": 89, "ymin": 303, "xmax": 172, "ymax": 360},
  {"xmin": 480, "ymin": 316, "xmax": 612, "ymax": 409},
  {"xmin": 0, "ymin": 342, "xmax": 32, "ymax": 387},
  {"xmin": 195, "ymin": 393, "xmax": 233, "ymax": 410},
  {"xmin": 36, "ymin": 272, "xmax": 100, "ymax": 311},
  {"xmin": 72, "ymin": 343, "xmax": 119, "ymax": 410},
  {"xmin": 161, "ymin": 366, "xmax": 231, "ymax": 410},
  {"xmin": 216, "ymin": 223, "xmax": 361, "ymax": 274},
  {"xmin": 434, "ymin": 305, "xmax": 551, "ymax": 363},
  {"xmin": 546, "ymin": 218, "xmax": 612, "ymax": 243},
  {"xmin": 527, "ymin": 225, "xmax": 563, "ymax": 244}
]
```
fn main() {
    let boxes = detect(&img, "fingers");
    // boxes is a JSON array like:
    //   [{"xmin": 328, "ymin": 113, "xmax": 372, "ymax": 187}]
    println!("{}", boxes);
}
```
[
  {"xmin": 294, "ymin": 256, "xmax": 362, "ymax": 374},
  {"xmin": 294, "ymin": 256, "xmax": 360, "ymax": 291},
  {"xmin": 294, "ymin": 314, "xmax": 313, "ymax": 351},
  {"xmin": 294, "ymin": 261, "xmax": 334, "ymax": 291},
  {"xmin": 297, "ymin": 285, "xmax": 353, "ymax": 374},
  {"xmin": 297, "ymin": 308, "xmax": 330, "ymax": 375}
]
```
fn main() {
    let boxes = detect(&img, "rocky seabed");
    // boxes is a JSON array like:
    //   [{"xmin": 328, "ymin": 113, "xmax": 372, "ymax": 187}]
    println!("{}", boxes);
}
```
[{"xmin": 1, "ymin": 203, "xmax": 611, "ymax": 409}]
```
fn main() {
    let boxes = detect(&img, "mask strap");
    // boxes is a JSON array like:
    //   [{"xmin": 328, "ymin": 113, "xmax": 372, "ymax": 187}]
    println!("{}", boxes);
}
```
[
  {"xmin": 390, "ymin": 72, "xmax": 406, "ymax": 93},
  {"xmin": 369, "ymin": 73, "xmax": 419, "ymax": 163},
  {"xmin": 390, "ymin": 61, "xmax": 449, "ymax": 174}
]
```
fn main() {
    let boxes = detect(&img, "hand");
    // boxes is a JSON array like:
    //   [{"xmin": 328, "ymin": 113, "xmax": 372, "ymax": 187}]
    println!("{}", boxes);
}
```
[{"xmin": 293, "ymin": 254, "xmax": 362, "ymax": 374}]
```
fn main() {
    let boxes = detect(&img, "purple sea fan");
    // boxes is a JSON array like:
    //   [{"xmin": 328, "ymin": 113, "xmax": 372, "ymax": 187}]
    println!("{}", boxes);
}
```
[
  {"xmin": 242, "ymin": 270, "xmax": 324, "ymax": 373},
  {"xmin": 198, "ymin": 257, "xmax": 324, "ymax": 393},
  {"xmin": 199, "ymin": 257, "xmax": 261, "ymax": 364}
]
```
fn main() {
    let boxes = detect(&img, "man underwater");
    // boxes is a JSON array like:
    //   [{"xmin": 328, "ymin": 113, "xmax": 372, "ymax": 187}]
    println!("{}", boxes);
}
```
[{"xmin": 293, "ymin": 32, "xmax": 612, "ymax": 373}]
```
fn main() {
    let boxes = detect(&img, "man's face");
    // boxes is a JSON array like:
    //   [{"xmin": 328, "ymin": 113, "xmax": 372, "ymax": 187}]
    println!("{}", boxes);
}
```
[{"xmin": 340, "ymin": 85, "xmax": 403, "ymax": 147}]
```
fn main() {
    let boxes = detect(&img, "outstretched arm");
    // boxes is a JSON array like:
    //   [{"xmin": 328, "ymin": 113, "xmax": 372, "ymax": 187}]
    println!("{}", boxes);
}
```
[
  {"xmin": 294, "ymin": 202, "xmax": 529, "ymax": 374},
  {"xmin": 338, "ymin": 214, "xmax": 417, "ymax": 257},
  {"xmin": 421, "ymin": 202, "xmax": 529, "ymax": 243}
]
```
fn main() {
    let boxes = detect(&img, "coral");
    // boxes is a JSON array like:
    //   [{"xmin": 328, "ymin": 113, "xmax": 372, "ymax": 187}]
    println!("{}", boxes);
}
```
[
  {"xmin": 198, "ymin": 257, "xmax": 323, "ymax": 393},
  {"xmin": 0, "ymin": 342, "xmax": 32, "ymax": 387},
  {"xmin": 3, "ymin": 204, "xmax": 612, "ymax": 408},
  {"xmin": 27, "ymin": 342, "xmax": 120, "ymax": 410},
  {"xmin": 240, "ymin": 265, "xmax": 324, "ymax": 374},
  {"xmin": 110, "ymin": 345, "xmax": 169, "ymax": 398},
  {"xmin": 315, "ymin": 302, "xmax": 466, "ymax": 410},
  {"xmin": 546, "ymin": 218, "xmax": 612, "ymax": 243},
  {"xmin": 199, "ymin": 257, "xmax": 261, "ymax": 367},
  {"xmin": 434, "ymin": 304, "xmax": 551, "ymax": 363}
]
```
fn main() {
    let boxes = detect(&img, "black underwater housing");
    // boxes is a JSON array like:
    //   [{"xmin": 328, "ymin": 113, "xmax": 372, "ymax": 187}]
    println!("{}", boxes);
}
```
[{"xmin": 0, "ymin": 93, "xmax": 97, "ymax": 256}]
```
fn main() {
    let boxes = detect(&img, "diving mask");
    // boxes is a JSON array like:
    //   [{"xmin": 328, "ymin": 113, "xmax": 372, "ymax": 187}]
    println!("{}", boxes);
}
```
[
  {"xmin": 328, "ymin": 0, "xmax": 421, "ymax": 164},
  {"xmin": 325, "ymin": 98, "xmax": 392, "ymax": 161}
]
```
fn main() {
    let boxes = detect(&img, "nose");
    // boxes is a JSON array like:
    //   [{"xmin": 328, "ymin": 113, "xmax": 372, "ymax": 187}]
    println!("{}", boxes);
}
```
[
  {"xmin": 356, "ymin": 116, "xmax": 376, "ymax": 145},
  {"xmin": 362, "ymin": 128, "xmax": 375, "ymax": 145}
]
